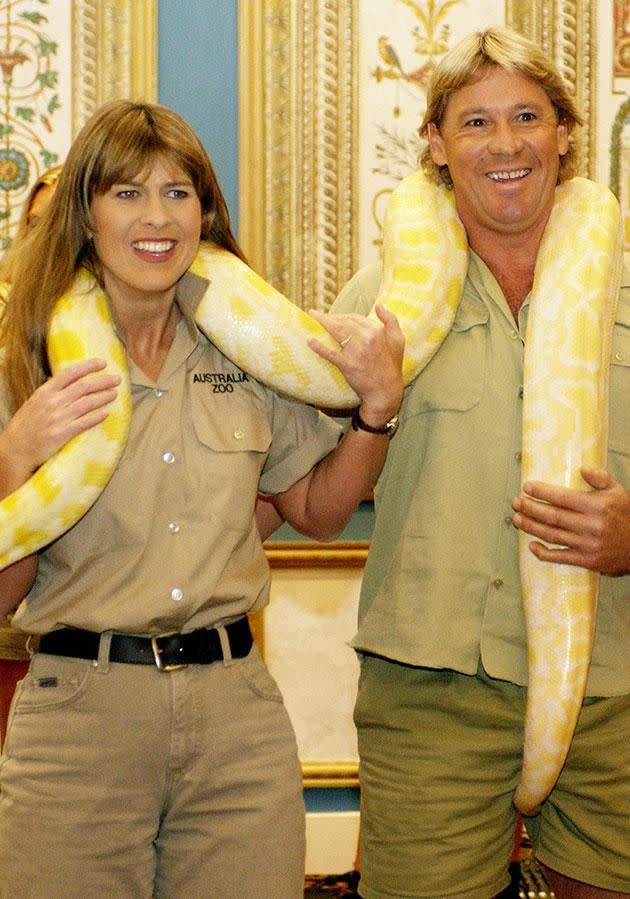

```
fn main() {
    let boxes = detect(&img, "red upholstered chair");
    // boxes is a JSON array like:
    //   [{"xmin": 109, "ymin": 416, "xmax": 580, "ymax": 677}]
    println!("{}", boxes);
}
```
[{"xmin": 0, "ymin": 620, "xmax": 30, "ymax": 748}]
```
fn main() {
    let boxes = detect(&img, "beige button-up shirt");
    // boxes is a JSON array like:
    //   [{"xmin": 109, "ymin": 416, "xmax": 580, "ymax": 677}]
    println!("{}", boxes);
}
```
[
  {"xmin": 5, "ymin": 272, "xmax": 341, "ymax": 637},
  {"xmin": 333, "ymin": 253, "xmax": 630, "ymax": 697}
]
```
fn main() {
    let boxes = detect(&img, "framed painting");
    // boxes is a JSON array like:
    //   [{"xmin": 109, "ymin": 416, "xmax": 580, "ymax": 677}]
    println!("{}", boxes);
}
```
[
  {"xmin": 261, "ymin": 564, "xmax": 364, "ymax": 787},
  {"xmin": 0, "ymin": 0, "xmax": 157, "ymax": 249},
  {"xmin": 258, "ymin": 506, "xmax": 372, "ymax": 788}
]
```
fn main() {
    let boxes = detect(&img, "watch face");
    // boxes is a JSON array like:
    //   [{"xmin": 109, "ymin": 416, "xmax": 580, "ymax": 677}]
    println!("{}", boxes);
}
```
[
  {"xmin": 351, "ymin": 407, "xmax": 400, "ymax": 436},
  {"xmin": 386, "ymin": 415, "xmax": 399, "ymax": 437}
]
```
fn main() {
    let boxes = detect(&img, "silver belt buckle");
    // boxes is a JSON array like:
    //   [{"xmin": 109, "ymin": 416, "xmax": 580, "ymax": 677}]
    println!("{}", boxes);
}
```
[{"xmin": 151, "ymin": 631, "xmax": 188, "ymax": 672}]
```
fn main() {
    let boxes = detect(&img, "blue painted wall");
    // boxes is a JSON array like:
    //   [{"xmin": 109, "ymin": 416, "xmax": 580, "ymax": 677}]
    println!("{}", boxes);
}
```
[
  {"xmin": 158, "ymin": 0, "xmax": 359, "ymax": 819},
  {"xmin": 158, "ymin": 0, "xmax": 239, "ymax": 232}
]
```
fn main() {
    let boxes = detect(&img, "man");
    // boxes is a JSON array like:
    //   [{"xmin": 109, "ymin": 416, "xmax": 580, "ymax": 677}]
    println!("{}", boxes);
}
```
[{"xmin": 333, "ymin": 27, "xmax": 630, "ymax": 899}]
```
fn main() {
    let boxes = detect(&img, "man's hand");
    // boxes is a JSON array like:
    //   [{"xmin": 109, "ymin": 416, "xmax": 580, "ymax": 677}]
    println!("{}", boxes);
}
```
[
  {"xmin": 307, "ymin": 304, "xmax": 405, "ymax": 426},
  {"xmin": 512, "ymin": 467, "xmax": 630, "ymax": 576}
]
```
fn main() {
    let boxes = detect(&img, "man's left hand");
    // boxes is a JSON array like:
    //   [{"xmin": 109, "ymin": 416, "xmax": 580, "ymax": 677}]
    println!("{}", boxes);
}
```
[{"xmin": 512, "ymin": 467, "xmax": 630, "ymax": 576}]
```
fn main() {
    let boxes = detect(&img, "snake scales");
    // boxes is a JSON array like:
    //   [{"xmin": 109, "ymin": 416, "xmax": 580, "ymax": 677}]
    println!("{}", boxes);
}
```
[{"xmin": 0, "ymin": 170, "xmax": 622, "ymax": 813}]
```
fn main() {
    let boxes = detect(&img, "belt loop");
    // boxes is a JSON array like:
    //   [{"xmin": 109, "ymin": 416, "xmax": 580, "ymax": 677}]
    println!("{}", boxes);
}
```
[
  {"xmin": 95, "ymin": 631, "xmax": 113, "ymax": 673},
  {"xmin": 25, "ymin": 634, "xmax": 36, "ymax": 658},
  {"xmin": 217, "ymin": 624, "xmax": 233, "ymax": 666}
]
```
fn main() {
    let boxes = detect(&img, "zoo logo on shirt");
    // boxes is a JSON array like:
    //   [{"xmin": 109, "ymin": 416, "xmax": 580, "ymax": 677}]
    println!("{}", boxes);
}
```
[{"xmin": 192, "ymin": 371, "xmax": 250, "ymax": 393}]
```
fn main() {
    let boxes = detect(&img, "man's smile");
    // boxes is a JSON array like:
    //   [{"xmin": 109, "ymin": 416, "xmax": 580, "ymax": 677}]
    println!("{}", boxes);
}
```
[{"xmin": 486, "ymin": 168, "xmax": 531, "ymax": 182}]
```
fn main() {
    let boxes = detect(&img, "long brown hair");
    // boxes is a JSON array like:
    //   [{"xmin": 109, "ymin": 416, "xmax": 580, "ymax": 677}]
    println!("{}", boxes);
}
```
[
  {"xmin": 419, "ymin": 27, "xmax": 583, "ymax": 187},
  {"xmin": 0, "ymin": 100, "xmax": 244, "ymax": 413}
]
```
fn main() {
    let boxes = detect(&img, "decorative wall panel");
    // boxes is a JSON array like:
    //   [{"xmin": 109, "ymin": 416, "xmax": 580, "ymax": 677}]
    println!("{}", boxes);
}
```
[
  {"xmin": 239, "ymin": 1, "xmax": 623, "ymax": 301},
  {"xmin": 0, "ymin": 0, "xmax": 156, "ymax": 249}
]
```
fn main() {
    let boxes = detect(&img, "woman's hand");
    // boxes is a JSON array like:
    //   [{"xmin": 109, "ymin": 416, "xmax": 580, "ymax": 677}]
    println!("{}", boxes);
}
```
[
  {"xmin": 307, "ymin": 304, "xmax": 405, "ymax": 426},
  {"xmin": 0, "ymin": 358, "xmax": 119, "ymax": 610},
  {"xmin": 0, "ymin": 358, "xmax": 120, "ymax": 487}
]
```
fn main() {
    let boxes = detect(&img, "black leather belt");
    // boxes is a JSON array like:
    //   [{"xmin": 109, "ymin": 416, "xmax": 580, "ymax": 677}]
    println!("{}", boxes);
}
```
[{"xmin": 38, "ymin": 616, "xmax": 252, "ymax": 672}]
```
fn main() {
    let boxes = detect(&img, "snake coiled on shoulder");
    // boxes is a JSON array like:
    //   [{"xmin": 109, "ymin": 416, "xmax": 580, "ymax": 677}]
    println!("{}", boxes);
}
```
[{"xmin": 0, "ymin": 170, "xmax": 622, "ymax": 814}]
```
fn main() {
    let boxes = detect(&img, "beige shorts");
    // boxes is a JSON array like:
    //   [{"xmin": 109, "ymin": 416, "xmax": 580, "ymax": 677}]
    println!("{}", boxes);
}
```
[
  {"xmin": 354, "ymin": 655, "xmax": 630, "ymax": 899},
  {"xmin": 0, "ymin": 644, "xmax": 305, "ymax": 899}
]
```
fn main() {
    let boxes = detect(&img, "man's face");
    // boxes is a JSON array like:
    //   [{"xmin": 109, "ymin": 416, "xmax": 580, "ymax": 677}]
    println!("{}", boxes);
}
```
[{"xmin": 426, "ymin": 66, "xmax": 569, "ymax": 241}]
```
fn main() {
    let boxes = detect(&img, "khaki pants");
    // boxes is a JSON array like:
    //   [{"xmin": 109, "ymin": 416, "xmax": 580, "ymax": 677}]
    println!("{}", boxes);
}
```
[
  {"xmin": 355, "ymin": 656, "xmax": 630, "ymax": 899},
  {"xmin": 0, "ymin": 644, "xmax": 305, "ymax": 898}
]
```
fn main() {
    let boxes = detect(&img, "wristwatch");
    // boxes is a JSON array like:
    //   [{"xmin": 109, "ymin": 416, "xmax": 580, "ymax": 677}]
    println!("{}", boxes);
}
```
[{"xmin": 351, "ymin": 406, "xmax": 400, "ymax": 438}]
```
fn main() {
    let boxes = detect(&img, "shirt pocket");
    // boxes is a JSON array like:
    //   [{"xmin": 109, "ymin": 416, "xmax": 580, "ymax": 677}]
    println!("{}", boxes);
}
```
[
  {"xmin": 189, "ymin": 391, "xmax": 273, "ymax": 530},
  {"xmin": 192, "ymin": 408, "xmax": 272, "ymax": 454},
  {"xmin": 403, "ymin": 299, "xmax": 489, "ymax": 417},
  {"xmin": 190, "ymin": 381, "xmax": 272, "ymax": 452}
]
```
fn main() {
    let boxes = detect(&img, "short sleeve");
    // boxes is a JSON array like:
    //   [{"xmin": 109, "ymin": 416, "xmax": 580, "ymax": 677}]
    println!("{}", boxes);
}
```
[{"xmin": 258, "ymin": 394, "xmax": 341, "ymax": 495}]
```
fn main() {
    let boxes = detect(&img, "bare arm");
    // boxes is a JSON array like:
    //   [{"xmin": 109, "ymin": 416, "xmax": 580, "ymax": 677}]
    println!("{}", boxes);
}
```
[
  {"xmin": 272, "ymin": 303, "xmax": 404, "ymax": 540},
  {"xmin": 0, "ymin": 359, "xmax": 120, "ymax": 613},
  {"xmin": 512, "ymin": 466, "xmax": 630, "ymax": 576},
  {"xmin": 255, "ymin": 495, "xmax": 285, "ymax": 541}
]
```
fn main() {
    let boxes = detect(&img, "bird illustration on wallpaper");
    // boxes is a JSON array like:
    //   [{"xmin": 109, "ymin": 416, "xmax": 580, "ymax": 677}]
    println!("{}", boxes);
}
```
[{"xmin": 369, "ymin": 0, "xmax": 465, "ymax": 245}]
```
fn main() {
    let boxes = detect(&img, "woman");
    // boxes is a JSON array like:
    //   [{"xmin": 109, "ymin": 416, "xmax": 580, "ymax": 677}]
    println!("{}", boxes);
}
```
[
  {"xmin": 0, "ymin": 163, "xmax": 64, "ymax": 744},
  {"xmin": 0, "ymin": 101, "xmax": 403, "ymax": 898}
]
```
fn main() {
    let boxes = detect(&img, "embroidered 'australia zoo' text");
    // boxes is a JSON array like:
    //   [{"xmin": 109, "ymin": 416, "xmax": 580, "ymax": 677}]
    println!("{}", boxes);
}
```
[{"xmin": 193, "ymin": 371, "xmax": 250, "ymax": 393}]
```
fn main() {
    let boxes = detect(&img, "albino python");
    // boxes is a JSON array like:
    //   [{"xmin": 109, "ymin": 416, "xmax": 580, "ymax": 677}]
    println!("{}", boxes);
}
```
[{"xmin": 0, "ymin": 170, "xmax": 622, "ymax": 815}]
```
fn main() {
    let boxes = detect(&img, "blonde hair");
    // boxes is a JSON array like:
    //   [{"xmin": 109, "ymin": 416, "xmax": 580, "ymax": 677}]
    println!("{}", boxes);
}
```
[
  {"xmin": 0, "ymin": 164, "xmax": 63, "ymax": 284},
  {"xmin": 0, "ymin": 100, "xmax": 243, "ymax": 413},
  {"xmin": 419, "ymin": 27, "xmax": 583, "ymax": 186}
]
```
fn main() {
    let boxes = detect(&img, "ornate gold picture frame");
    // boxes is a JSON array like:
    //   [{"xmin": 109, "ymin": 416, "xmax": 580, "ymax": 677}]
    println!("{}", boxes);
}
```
[{"xmin": 72, "ymin": 0, "xmax": 157, "ymax": 134}]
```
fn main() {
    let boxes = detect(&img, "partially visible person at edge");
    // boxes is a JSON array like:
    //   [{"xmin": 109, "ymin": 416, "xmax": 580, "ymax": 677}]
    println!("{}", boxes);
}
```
[
  {"xmin": 331, "ymin": 27, "xmax": 630, "ymax": 899},
  {"xmin": 0, "ymin": 99, "xmax": 404, "ymax": 899},
  {"xmin": 0, "ymin": 163, "xmax": 63, "ymax": 744},
  {"xmin": 0, "ymin": 164, "xmax": 62, "ymax": 291}
]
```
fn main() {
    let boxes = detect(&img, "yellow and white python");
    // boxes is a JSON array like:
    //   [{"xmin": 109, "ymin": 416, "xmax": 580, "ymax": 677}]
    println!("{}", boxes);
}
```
[{"xmin": 0, "ymin": 170, "xmax": 622, "ymax": 814}]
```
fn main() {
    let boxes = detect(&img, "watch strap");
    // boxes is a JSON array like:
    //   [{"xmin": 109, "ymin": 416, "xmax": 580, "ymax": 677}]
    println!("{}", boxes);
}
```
[{"xmin": 351, "ymin": 406, "xmax": 399, "ymax": 437}]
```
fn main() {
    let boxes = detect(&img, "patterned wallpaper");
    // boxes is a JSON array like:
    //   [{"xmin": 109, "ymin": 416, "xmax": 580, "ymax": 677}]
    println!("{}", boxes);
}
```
[
  {"xmin": 0, "ymin": 0, "xmax": 67, "ymax": 250},
  {"xmin": 0, "ymin": 0, "xmax": 155, "ymax": 251},
  {"xmin": 359, "ymin": 0, "xmax": 630, "ymax": 259}
]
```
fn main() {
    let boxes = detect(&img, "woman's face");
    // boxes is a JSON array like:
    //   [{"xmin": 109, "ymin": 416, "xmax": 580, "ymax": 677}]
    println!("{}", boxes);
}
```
[{"xmin": 89, "ymin": 155, "xmax": 202, "ymax": 308}]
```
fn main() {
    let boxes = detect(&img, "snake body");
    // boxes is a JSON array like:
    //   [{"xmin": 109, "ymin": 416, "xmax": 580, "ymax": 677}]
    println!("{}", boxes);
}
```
[
  {"xmin": 514, "ymin": 178, "xmax": 623, "ymax": 814},
  {"xmin": 0, "ymin": 171, "xmax": 467, "ymax": 569},
  {"xmin": 0, "ymin": 171, "xmax": 622, "ymax": 813}
]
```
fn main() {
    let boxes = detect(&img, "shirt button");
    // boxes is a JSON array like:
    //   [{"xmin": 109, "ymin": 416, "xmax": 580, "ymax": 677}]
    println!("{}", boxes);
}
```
[
  {"xmin": 171, "ymin": 587, "xmax": 183, "ymax": 602},
  {"xmin": 515, "ymin": 451, "xmax": 522, "ymax": 463},
  {"xmin": 510, "ymin": 329, "xmax": 518, "ymax": 340},
  {"xmin": 168, "ymin": 522, "xmax": 180, "ymax": 534},
  {"xmin": 615, "ymin": 351, "xmax": 624, "ymax": 362},
  {"xmin": 518, "ymin": 386, "xmax": 524, "ymax": 399},
  {"xmin": 233, "ymin": 430, "xmax": 244, "ymax": 440},
  {"xmin": 504, "ymin": 515, "xmax": 512, "ymax": 527},
  {"xmin": 492, "ymin": 578, "xmax": 504, "ymax": 589},
  {"xmin": 154, "ymin": 389, "xmax": 164, "ymax": 398},
  {"xmin": 162, "ymin": 451, "xmax": 175, "ymax": 464}
]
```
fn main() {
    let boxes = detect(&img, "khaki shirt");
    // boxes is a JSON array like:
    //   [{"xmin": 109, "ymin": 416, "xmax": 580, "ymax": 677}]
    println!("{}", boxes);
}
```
[
  {"xmin": 5, "ymin": 272, "xmax": 341, "ymax": 636},
  {"xmin": 332, "ymin": 253, "xmax": 630, "ymax": 696}
]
